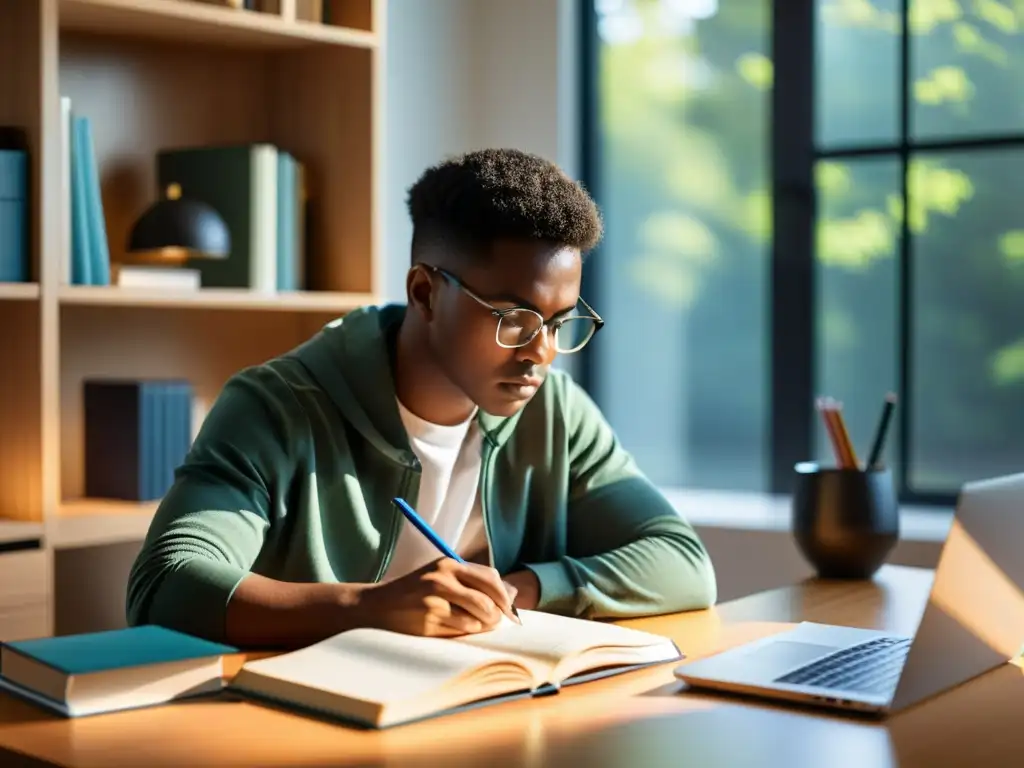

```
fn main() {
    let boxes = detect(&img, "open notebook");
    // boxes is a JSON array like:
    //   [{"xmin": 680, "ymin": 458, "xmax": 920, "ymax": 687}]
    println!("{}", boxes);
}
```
[{"xmin": 230, "ymin": 609, "xmax": 680, "ymax": 728}]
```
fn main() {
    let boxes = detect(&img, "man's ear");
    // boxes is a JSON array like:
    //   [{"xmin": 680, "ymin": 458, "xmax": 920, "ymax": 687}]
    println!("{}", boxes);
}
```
[{"xmin": 406, "ymin": 264, "xmax": 435, "ymax": 321}]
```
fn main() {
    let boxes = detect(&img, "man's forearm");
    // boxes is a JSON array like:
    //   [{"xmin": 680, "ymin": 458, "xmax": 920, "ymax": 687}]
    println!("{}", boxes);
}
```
[
  {"xmin": 525, "ymin": 529, "xmax": 715, "ymax": 619},
  {"xmin": 225, "ymin": 573, "xmax": 372, "ymax": 649}
]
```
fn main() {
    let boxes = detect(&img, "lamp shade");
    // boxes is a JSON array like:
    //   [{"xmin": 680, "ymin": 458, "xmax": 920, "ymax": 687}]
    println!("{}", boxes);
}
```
[{"xmin": 126, "ymin": 183, "xmax": 230, "ymax": 263}]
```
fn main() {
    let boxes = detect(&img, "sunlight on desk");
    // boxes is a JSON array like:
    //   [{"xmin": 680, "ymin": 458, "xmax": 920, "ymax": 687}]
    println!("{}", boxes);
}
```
[{"xmin": 538, "ymin": 706, "xmax": 895, "ymax": 768}]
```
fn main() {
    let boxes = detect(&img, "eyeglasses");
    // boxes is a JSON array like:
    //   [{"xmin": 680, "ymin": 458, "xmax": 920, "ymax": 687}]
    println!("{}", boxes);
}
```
[{"xmin": 424, "ymin": 265, "xmax": 604, "ymax": 354}]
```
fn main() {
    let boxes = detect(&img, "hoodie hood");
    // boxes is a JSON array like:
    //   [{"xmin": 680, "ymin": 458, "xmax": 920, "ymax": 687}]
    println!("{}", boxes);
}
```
[{"xmin": 288, "ymin": 303, "xmax": 524, "ymax": 465}]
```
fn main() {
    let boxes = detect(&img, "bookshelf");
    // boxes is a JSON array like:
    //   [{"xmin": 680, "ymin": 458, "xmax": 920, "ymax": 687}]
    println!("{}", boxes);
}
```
[
  {"xmin": 58, "ymin": 284, "xmax": 374, "ymax": 311},
  {"xmin": 0, "ymin": 0, "xmax": 385, "ymax": 639},
  {"xmin": 0, "ymin": 283, "xmax": 41, "ymax": 300},
  {"xmin": 59, "ymin": 0, "xmax": 378, "ymax": 48}
]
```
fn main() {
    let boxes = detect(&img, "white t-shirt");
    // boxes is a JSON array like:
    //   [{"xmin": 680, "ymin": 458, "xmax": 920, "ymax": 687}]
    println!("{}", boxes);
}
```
[{"xmin": 381, "ymin": 399, "xmax": 491, "ymax": 582}]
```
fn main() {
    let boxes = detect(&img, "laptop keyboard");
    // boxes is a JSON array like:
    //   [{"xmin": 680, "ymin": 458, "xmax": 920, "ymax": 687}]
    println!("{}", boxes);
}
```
[{"xmin": 774, "ymin": 636, "xmax": 912, "ymax": 695}]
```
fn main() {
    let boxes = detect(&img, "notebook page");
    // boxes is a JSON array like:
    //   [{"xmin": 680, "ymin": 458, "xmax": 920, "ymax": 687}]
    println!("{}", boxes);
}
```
[
  {"xmin": 238, "ymin": 628, "xmax": 525, "ymax": 704},
  {"xmin": 455, "ymin": 610, "xmax": 672, "ymax": 667}
]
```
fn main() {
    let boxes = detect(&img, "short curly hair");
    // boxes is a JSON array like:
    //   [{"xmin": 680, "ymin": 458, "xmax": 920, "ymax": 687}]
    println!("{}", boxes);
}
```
[{"xmin": 406, "ymin": 148, "xmax": 603, "ymax": 262}]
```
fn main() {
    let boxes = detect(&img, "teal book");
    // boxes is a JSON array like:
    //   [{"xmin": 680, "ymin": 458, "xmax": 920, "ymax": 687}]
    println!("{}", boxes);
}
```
[
  {"xmin": 275, "ymin": 153, "xmax": 306, "ymax": 291},
  {"xmin": 276, "ymin": 150, "xmax": 296, "ymax": 291},
  {"xmin": 69, "ymin": 113, "xmax": 93, "ymax": 285},
  {"xmin": 76, "ymin": 116, "xmax": 110, "ymax": 285},
  {"xmin": 0, "ymin": 148, "xmax": 28, "ymax": 283},
  {"xmin": 0, "ymin": 626, "xmax": 236, "ymax": 717}
]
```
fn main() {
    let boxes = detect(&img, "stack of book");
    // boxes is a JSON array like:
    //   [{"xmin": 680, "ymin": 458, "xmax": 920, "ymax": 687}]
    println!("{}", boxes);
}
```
[
  {"xmin": 83, "ymin": 378, "xmax": 195, "ymax": 502},
  {"xmin": 0, "ymin": 625, "xmax": 235, "ymax": 718},
  {"xmin": 60, "ymin": 96, "xmax": 308, "ymax": 292},
  {"xmin": 157, "ymin": 143, "xmax": 307, "ymax": 293}
]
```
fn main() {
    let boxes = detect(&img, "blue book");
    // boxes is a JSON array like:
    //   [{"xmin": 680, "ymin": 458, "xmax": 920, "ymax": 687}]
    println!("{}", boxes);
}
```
[
  {"xmin": 0, "ymin": 148, "xmax": 28, "ymax": 283},
  {"xmin": 75, "ymin": 116, "xmax": 110, "ymax": 285},
  {"xmin": 69, "ymin": 114, "xmax": 93, "ymax": 285},
  {"xmin": 276, "ymin": 151, "xmax": 296, "ymax": 290},
  {"xmin": 0, "ymin": 626, "xmax": 236, "ymax": 717},
  {"xmin": 167, "ymin": 380, "xmax": 194, "ymax": 492},
  {"xmin": 83, "ymin": 378, "xmax": 194, "ymax": 501}
]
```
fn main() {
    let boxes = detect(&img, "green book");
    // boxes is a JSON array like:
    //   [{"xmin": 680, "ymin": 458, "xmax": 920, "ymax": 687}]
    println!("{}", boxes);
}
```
[
  {"xmin": 157, "ymin": 143, "xmax": 279, "ymax": 291},
  {"xmin": 0, "ymin": 626, "xmax": 236, "ymax": 717}
]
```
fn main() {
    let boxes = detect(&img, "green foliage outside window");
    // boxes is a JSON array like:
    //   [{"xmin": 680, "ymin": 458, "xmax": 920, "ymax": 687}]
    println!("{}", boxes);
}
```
[{"xmin": 597, "ymin": 0, "xmax": 1024, "ymax": 492}]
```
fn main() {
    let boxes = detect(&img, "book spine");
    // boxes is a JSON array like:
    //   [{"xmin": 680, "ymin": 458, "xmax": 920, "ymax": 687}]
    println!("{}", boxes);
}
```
[
  {"xmin": 84, "ymin": 381, "xmax": 142, "ymax": 500},
  {"xmin": 155, "ymin": 383, "xmax": 169, "ymax": 500},
  {"xmin": 276, "ymin": 152, "xmax": 295, "ymax": 291},
  {"xmin": 138, "ymin": 383, "xmax": 156, "ymax": 501},
  {"xmin": 295, "ymin": 161, "xmax": 306, "ymax": 290},
  {"xmin": 0, "ymin": 148, "xmax": 28, "ymax": 283},
  {"xmin": 250, "ymin": 144, "xmax": 278, "ymax": 293},
  {"xmin": 161, "ymin": 383, "xmax": 174, "ymax": 497},
  {"xmin": 113, "ymin": 265, "xmax": 201, "ymax": 289},
  {"xmin": 71, "ymin": 116, "xmax": 93, "ymax": 286},
  {"xmin": 167, "ymin": 384, "xmax": 181, "ymax": 495},
  {"xmin": 182, "ymin": 382, "xmax": 195, "ymax": 455},
  {"xmin": 133, "ymin": 381, "xmax": 196, "ymax": 501},
  {"xmin": 79, "ymin": 117, "xmax": 110, "ymax": 286},
  {"xmin": 173, "ymin": 382, "xmax": 195, "ymax": 485}
]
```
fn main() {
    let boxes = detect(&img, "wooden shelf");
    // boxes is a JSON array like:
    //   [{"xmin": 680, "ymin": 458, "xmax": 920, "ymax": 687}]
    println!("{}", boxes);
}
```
[
  {"xmin": 59, "ymin": 0, "xmax": 378, "ymax": 50},
  {"xmin": 53, "ymin": 499, "xmax": 159, "ymax": 549},
  {"xmin": 0, "ymin": 519, "xmax": 45, "ymax": 546},
  {"xmin": 0, "ymin": 283, "xmax": 40, "ymax": 300},
  {"xmin": 58, "ymin": 285, "xmax": 376, "ymax": 312},
  {"xmin": 0, "ymin": 0, "xmax": 383, "ymax": 637}
]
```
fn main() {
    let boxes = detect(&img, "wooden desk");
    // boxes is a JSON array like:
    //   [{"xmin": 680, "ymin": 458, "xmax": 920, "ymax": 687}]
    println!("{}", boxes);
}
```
[{"xmin": 1, "ymin": 565, "xmax": 1021, "ymax": 767}]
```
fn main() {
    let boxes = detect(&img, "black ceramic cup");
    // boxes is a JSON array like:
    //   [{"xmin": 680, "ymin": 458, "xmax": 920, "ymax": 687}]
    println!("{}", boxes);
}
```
[{"xmin": 791, "ymin": 461, "xmax": 900, "ymax": 579}]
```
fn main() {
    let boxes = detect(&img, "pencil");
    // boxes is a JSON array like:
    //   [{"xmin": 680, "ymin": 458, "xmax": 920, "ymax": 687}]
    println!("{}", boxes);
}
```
[
  {"xmin": 816, "ymin": 397, "xmax": 858, "ymax": 469},
  {"xmin": 866, "ymin": 392, "xmax": 897, "ymax": 469},
  {"xmin": 830, "ymin": 402, "xmax": 859, "ymax": 468},
  {"xmin": 816, "ymin": 397, "xmax": 846, "ymax": 468}
]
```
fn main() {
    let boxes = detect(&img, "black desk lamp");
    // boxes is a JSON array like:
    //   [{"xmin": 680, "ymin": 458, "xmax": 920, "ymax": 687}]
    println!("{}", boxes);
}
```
[{"xmin": 126, "ymin": 183, "xmax": 230, "ymax": 265}]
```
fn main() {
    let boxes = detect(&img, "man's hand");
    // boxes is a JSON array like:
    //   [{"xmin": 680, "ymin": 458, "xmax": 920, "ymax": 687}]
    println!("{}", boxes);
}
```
[{"xmin": 355, "ymin": 558, "xmax": 518, "ymax": 637}]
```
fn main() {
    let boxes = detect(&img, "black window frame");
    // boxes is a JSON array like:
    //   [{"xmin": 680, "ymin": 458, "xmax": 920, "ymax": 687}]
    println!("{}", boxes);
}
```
[{"xmin": 579, "ymin": 0, "xmax": 1024, "ymax": 507}]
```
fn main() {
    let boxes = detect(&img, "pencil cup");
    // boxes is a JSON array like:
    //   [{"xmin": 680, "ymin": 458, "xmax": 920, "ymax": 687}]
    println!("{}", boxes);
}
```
[{"xmin": 791, "ymin": 461, "xmax": 899, "ymax": 579}]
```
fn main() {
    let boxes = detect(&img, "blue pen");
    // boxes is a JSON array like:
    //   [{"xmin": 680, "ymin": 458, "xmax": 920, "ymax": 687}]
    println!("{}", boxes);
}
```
[
  {"xmin": 391, "ymin": 497, "xmax": 520, "ymax": 623},
  {"xmin": 392, "ymin": 497, "xmax": 465, "ymax": 563}
]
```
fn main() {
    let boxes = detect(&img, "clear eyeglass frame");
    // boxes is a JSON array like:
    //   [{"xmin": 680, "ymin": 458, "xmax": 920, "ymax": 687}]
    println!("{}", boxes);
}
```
[{"xmin": 424, "ymin": 264, "xmax": 605, "ymax": 354}]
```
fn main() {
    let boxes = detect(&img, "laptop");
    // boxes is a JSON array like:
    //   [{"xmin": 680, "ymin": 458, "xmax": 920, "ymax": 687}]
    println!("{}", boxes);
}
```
[{"xmin": 674, "ymin": 471, "xmax": 1024, "ymax": 716}]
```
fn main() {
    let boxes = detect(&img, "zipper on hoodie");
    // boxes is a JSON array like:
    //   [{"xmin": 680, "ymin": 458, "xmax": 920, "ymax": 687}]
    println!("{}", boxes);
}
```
[
  {"xmin": 373, "ymin": 458, "xmax": 420, "ymax": 581},
  {"xmin": 374, "ymin": 428, "xmax": 499, "ymax": 581},
  {"xmin": 479, "ymin": 438, "xmax": 497, "ymax": 568}
]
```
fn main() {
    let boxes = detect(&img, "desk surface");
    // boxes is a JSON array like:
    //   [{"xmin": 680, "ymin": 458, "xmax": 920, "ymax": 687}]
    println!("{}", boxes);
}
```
[{"xmin": 1, "ymin": 565, "xmax": 1021, "ymax": 767}]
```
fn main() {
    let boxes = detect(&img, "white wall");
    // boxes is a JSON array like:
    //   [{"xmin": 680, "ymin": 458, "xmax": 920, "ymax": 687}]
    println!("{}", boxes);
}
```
[
  {"xmin": 384, "ymin": 0, "xmax": 478, "ymax": 302},
  {"xmin": 384, "ymin": 0, "xmax": 579, "ymax": 302}
]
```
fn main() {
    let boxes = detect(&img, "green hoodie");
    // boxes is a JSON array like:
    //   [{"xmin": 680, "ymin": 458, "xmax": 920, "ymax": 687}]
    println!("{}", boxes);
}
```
[{"xmin": 126, "ymin": 304, "xmax": 716, "ymax": 642}]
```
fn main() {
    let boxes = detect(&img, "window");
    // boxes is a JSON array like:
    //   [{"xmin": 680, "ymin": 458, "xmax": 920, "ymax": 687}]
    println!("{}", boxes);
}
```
[
  {"xmin": 583, "ymin": 0, "xmax": 1024, "ymax": 502},
  {"xmin": 584, "ymin": 0, "xmax": 772, "ymax": 491}
]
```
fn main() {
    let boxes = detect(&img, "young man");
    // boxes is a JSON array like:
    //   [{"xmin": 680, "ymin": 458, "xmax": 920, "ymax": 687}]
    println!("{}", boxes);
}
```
[{"xmin": 126, "ymin": 148, "xmax": 716, "ymax": 649}]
